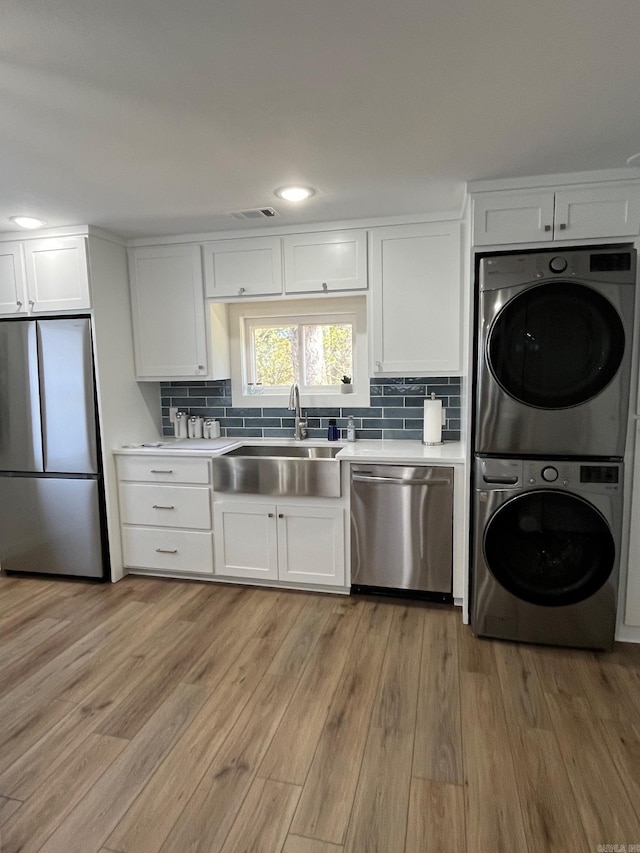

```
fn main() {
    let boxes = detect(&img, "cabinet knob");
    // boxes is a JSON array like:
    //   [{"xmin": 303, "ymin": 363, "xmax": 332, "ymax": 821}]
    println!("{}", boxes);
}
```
[
  {"xmin": 544, "ymin": 225, "xmax": 552, "ymax": 232},
  {"xmin": 29, "ymin": 300, "xmax": 35, "ymax": 308},
  {"xmin": 268, "ymin": 512, "xmax": 274, "ymax": 518},
  {"xmin": 16, "ymin": 301, "xmax": 22, "ymax": 308},
  {"xmin": 322, "ymin": 282, "xmax": 328, "ymax": 292},
  {"xmin": 198, "ymin": 365, "xmax": 205, "ymax": 371},
  {"xmin": 376, "ymin": 360, "xmax": 382, "ymax": 370},
  {"xmin": 558, "ymin": 223, "xmax": 567, "ymax": 230},
  {"xmin": 278, "ymin": 513, "xmax": 284, "ymax": 518},
  {"xmin": 239, "ymin": 287, "xmax": 246, "ymax": 295}
]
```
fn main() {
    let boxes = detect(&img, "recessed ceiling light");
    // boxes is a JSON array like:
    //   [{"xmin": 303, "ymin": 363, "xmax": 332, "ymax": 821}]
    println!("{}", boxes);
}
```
[
  {"xmin": 274, "ymin": 186, "xmax": 315, "ymax": 202},
  {"xmin": 10, "ymin": 215, "xmax": 47, "ymax": 229}
]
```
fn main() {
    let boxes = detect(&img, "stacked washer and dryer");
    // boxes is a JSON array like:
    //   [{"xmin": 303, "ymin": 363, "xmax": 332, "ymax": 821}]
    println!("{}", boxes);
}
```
[{"xmin": 472, "ymin": 246, "xmax": 636, "ymax": 650}]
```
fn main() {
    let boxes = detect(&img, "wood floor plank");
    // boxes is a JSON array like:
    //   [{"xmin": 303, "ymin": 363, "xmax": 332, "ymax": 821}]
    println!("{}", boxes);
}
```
[
  {"xmin": 268, "ymin": 595, "xmax": 334, "ymax": 678},
  {"xmin": 507, "ymin": 725, "xmax": 588, "ymax": 852},
  {"xmin": 0, "ymin": 600, "xmax": 150, "ymax": 723},
  {"xmin": 37, "ymin": 682, "xmax": 211, "ymax": 853},
  {"xmin": 0, "ymin": 698, "xmax": 78, "ymax": 778},
  {"xmin": 529, "ymin": 644, "xmax": 592, "ymax": 698},
  {"xmin": 545, "ymin": 692, "xmax": 640, "ymax": 845},
  {"xmin": 456, "ymin": 618, "xmax": 497, "ymax": 675},
  {"xmin": 461, "ymin": 671, "xmax": 529, "ymax": 852},
  {"xmin": 0, "ymin": 734, "xmax": 127, "ymax": 853},
  {"xmin": 107, "ymin": 631, "xmax": 299, "ymax": 853},
  {"xmin": 0, "ymin": 698, "xmax": 126, "ymax": 800},
  {"xmin": 258, "ymin": 603, "xmax": 363, "ymax": 785},
  {"xmin": 405, "ymin": 778, "xmax": 466, "ymax": 853},
  {"xmin": 494, "ymin": 641, "xmax": 552, "ymax": 731},
  {"xmin": 290, "ymin": 601, "xmax": 393, "ymax": 845},
  {"xmin": 282, "ymin": 839, "xmax": 343, "ymax": 853},
  {"xmin": 158, "ymin": 674, "xmax": 298, "ymax": 853},
  {"xmin": 94, "ymin": 619, "xmax": 217, "ymax": 739},
  {"xmin": 182, "ymin": 588, "xmax": 284, "ymax": 685},
  {"xmin": 0, "ymin": 617, "xmax": 68, "ymax": 673},
  {"xmin": 373, "ymin": 604, "xmax": 424, "ymax": 733},
  {"xmin": 0, "ymin": 796, "xmax": 22, "ymax": 826},
  {"xmin": 220, "ymin": 777, "xmax": 301, "ymax": 853},
  {"xmin": 413, "ymin": 609, "xmax": 463, "ymax": 784},
  {"xmin": 600, "ymin": 717, "xmax": 640, "ymax": 824},
  {"xmin": 342, "ymin": 726, "xmax": 414, "ymax": 853}
]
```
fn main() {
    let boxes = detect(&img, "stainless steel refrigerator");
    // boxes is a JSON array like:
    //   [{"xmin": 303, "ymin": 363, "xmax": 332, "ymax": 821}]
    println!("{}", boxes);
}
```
[{"xmin": 0, "ymin": 318, "xmax": 107, "ymax": 578}]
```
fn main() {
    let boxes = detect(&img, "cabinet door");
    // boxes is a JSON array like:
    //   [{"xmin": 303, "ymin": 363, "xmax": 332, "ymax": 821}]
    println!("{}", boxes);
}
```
[
  {"xmin": 203, "ymin": 237, "xmax": 282, "ymax": 298},
  {"xmin": 129, "ymin": 244, "xmax": 208, "ymax": 379},
  {"xmin": 283, "ymin": 230, "xmax": 367, "ymax": 294},
  {"xmin": 625, "ymin": 423, "xmax": 640, "ymax": 628},
  {"xmin": 214, "ymin": 501, "xmax": 278, "ymax": 580},
  {"xmin": 370, "ymin": 222, "xmax": 462, "ymax": 375},
  {"xmin": 276, "ymin": 504, "xmax": 345, "ymax": 586},
  {"xmin": 473, "ymin": 190, "xmax": 555, "ymax": 246},
  {"xmin": 555, "ymin": 185, "xmax": 640, "ymax": 240},
  {"xmin": 23, "ymin": 236, "xmax": 91, "ymax": 312},
  {"xmin": 0, "ymin": 242, "xmax": 27, "ymax": 315}
]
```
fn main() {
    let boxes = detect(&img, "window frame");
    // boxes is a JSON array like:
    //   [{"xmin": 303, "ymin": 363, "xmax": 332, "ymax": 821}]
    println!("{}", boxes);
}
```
[{"xmin": 228, "ymin": 296, "xmax": 369, "ymax": 408}]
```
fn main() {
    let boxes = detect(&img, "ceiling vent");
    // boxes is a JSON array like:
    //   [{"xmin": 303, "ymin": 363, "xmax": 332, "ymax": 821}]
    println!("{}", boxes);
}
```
[{"xmin": 231, "ymin": 207, "xmax": 280, "ymax": 221}]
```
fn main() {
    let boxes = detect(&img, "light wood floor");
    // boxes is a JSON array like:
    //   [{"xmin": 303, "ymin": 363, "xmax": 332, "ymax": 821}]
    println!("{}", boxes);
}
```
[{"xmin": 0, "ymin": 575, "xmax": 640, "ymax": 853}]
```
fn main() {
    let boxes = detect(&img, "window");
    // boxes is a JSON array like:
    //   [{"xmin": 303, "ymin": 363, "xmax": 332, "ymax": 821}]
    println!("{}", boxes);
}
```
[
  {"xmin": 229, "ymin": 296, "xmax": 368, "ymax": 407},
  {"xmin": 247, "ymin": 317, "xmax": 353, "ymax": 391}
]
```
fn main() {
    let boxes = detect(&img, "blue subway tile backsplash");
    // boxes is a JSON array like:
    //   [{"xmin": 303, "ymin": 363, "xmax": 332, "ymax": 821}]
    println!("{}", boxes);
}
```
[{"xmin": 160, "ymin": 377, "xmax": 462, "ymax": 441}]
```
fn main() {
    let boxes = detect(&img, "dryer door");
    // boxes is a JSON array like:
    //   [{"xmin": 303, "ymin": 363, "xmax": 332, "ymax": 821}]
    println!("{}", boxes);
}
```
[
  {"xmin": 483, "ymin": 490, "xmax": 615, "ymax": 606},
  {"xmin": 487, "ymin": 281, "xmax": 625, "ymax": 409}
]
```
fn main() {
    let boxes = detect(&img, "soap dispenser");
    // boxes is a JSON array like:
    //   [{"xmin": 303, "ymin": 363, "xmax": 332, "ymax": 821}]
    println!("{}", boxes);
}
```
[{"xmin": 346, "ymin": 415, "xmax": 356, "ymax": 442}]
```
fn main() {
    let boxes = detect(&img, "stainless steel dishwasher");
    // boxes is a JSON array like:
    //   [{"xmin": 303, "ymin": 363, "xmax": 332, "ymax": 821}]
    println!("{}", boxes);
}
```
[{"xmin": 350, "ymin": 464, "xmax": 453, "ymax": 600}]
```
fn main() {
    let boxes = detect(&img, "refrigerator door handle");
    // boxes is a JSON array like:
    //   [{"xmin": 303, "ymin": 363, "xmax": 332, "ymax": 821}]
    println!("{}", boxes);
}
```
[{"xmin": 26, "ymin": 322, "xmax": 45, "ymax": 470}]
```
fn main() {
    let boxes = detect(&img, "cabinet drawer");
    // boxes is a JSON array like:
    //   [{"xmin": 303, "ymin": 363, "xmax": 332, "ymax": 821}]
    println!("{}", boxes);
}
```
[
  {"xmin": 122, "ymin": 527, "xmax": 214, "ymax": 575},
  {"xmin": 116, "ymin": 455, "xmax": 210, "ymax": 484},
  {"xmin": 120, "ymin": 483, "xmax": 211, "ymax": 529}
]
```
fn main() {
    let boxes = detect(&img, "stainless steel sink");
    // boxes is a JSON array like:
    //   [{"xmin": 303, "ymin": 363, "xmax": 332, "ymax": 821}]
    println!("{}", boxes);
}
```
[
  {"xmin": 212, "ymin": 444, "xmax": 342, "ymax": 497},
  {"xmin": 224, "ymin": 445, "xmax": 341, "ymax": 459}
]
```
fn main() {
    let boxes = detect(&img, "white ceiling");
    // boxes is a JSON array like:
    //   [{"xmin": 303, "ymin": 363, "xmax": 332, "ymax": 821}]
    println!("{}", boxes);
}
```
[{"xmin": 2, "ymin": 0, "xmax": 640, "ymax": 238}]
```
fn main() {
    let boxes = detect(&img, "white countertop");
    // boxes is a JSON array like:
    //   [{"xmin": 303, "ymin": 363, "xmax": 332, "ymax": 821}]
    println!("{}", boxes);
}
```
[{"xmin": 115, "ymin": 437, "xmax": 465, "ymax": 464}]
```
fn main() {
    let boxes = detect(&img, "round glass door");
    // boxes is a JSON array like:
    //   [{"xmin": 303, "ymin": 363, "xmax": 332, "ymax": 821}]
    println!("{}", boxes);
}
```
[
  {"xmin": 487, "ymin": 282, "xmax": 625, "ymax": 409},
  {"xmin": 484, "ymin": 491, "xmax": 615, "ymax": 607}
]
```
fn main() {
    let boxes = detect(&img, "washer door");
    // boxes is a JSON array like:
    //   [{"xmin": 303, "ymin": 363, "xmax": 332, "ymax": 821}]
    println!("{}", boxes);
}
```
[
  {"xmin": 483, "ymin": 490, "xmax": 615, "ymax": 607},
  {"xmin": 487, "ymin": 282, "xmax": 625, "ymax": 409}
]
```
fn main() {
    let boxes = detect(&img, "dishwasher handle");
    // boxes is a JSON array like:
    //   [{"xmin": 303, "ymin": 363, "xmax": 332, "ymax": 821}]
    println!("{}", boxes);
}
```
[{"xmin": 352, "ymin": 473, "xmax": 451, "ymax": 486}]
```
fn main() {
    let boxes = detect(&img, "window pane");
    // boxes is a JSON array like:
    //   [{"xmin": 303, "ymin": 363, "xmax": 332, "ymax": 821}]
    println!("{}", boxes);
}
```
[
  {"xmin": 252, "ymin": 325, "xmax": 298, "ymax": 386},
  {"xmin": 302, "ymin": 323, "xmax": 353, "ymax": 386}
]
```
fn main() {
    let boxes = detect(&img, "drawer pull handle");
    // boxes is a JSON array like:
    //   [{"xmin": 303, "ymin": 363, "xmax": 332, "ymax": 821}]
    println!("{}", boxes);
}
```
[
  {"xmin": 150, "ymin": 469, "xmax": 173, "ymax": 474},
  {"xmin": 152, "ymin": 504, "xmax": 175, "ymax": 510},
  {"xmin": 156, "ymin": 548, "xmax": 178, "ymax": 554}
]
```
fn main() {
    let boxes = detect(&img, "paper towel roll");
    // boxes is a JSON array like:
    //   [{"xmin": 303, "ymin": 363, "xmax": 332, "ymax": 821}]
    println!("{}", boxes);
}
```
[{"xmin": 423, "ymin": 397, "xmax": 443, "ymax": 445}]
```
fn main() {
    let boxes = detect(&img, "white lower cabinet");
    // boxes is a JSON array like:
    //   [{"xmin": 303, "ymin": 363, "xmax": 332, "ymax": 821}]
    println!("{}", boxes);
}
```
[
  {"xmin": 122, "ymin": 527, "xmax": 214, "ymax": 575},
  {"xmin": 117, "ymin": 454, "xmax": 215, "ymax": 577},
  {"xmin": 214, "ymin": 500, "xmax": 345, "ymax": 587}
]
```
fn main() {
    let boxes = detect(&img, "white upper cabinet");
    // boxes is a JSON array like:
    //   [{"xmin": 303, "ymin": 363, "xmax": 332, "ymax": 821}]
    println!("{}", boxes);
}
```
[
  {"xmin": 283, "ymin": 230, "xmax": 367, "ymax": 294},
  {"xmin": 22, "ymin": 236, "xmax": 91, "ymax": 313},
  {"xmin": 203, "ymin": 237, "xmax": 282, "ymax": 299},
  {"xmin": 473, "ymin": 183, "xmax": 640, "ymax": 246},
  {"xmin": 369, "ymin": 222, "xmax": 462, "ymax": 375},
  {"xmin": 473, "ymin": 190, "xmax": 555, "ymax": 246},
  {"xmin": 554, "ymin": 185, "xmax": 640, "ymax": 240},
  {"xmin": 0, "ymin": 242, "xmax": 27, "ymax": 315},
  {"xmin": 129, "ymin": 244, "xmax": 208, "ymax": 379}
]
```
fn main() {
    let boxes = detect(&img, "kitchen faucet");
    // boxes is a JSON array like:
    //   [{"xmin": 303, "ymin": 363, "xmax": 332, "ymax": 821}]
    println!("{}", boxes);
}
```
[{"xmin": 288, "ymin": 383, "xmax": 308, "ymax": 440}]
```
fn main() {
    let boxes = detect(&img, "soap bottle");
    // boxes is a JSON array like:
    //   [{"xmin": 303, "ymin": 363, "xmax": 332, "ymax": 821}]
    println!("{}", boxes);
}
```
[
  {"xmin": 327, "ymin": 418, "xmax": 339, "ymax": 441},
  {"xmin": 346, "ymin": 415, "xmax": 356, "ymax": 442}
]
